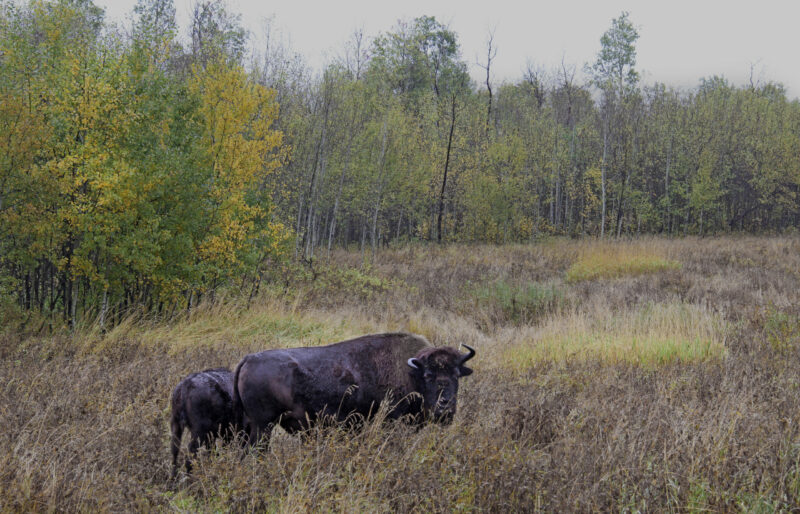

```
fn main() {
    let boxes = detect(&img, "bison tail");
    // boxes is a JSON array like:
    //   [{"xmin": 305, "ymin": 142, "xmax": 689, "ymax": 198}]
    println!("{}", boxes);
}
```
[{"xmin": 232, "ymin": 358, "xmax": 246, "ymax": 438}]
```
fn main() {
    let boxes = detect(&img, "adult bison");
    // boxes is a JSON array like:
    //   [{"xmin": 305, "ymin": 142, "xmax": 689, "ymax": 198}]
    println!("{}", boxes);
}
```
[
  {"xmin": 170, "ymin": 368, "xmax": 238, "ymax": 477},
  {"xmin": 233, "ymin": 333, "xmax": 475, "ymax": 444}
]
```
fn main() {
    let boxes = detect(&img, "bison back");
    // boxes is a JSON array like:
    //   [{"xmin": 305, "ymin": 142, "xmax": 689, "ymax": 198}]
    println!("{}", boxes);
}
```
[{"xmin": 236, "ymin": 333, "xmax": 431, "ymax": 428}]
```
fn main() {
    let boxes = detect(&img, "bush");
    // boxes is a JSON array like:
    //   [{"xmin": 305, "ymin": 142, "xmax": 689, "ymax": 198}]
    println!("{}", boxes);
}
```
[{"xmin": 471, "ymin": 280, "xmax": 566, "ymax": 325}]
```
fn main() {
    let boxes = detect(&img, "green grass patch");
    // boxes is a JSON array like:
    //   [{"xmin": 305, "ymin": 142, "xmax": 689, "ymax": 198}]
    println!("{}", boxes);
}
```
[
  {"xmin": 566, "ymin": 248, "xmax": 681, "ymax": 283},
  {"xmin": 764, "ymin": 308, "xmax": 800, "ymax": 354},
  {"xmin": 502, "ymin": 302, "xmax": 727, "ymax": 370}
]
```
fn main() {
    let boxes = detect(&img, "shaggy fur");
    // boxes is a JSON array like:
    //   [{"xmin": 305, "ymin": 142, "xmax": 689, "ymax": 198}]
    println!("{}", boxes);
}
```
[{"xmin": 233, "ymin": 333, "xmax": 475, "ymax": 444}]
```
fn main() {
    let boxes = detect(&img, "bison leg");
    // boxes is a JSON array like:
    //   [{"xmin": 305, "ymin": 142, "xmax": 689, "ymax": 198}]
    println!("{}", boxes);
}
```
[
  {"xmin": 220, "ymin": 422, "xmax": 236, "ymax": 444},
  {"xmin": 278, "ymin": 412, "xmax": 306, "ymax": 434},
  {"xmin": 237, "ymin": 418, "xmax": 251, "ymax": 450},
  {"xmin": 185, "ymin": 433, "xmax": 203, "ymax": 474},
  {"xmin": 170, "ymin": 419, "xmax": 183, "ymax": 479},
  {"xmin": 247, "ymin": 422, "xmax": 275, "ymax": 449},
  {"xmin": 241, "ymin": 398, "xmax": 283, "ymax": 449}
]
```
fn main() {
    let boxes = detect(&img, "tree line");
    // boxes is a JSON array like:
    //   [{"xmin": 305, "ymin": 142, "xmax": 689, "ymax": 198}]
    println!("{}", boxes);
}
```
[{"xmin": 1, "ymin": 1, "xmax": 799, "ymax": 326}]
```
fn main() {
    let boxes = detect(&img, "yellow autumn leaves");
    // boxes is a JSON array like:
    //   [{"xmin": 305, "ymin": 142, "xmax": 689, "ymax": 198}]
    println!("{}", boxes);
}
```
[
  {"xmin": 0, "ymin": 0, "xmax": 290, "ymax": 318},
  {"xmin": 191, "ymin": 61, "xmax": 288, "ymax": 277}
]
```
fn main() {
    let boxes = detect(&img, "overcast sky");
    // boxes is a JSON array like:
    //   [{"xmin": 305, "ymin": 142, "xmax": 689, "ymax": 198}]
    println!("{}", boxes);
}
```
[{"xmin": 96, "ymin": 0, "xmax": 800, "ymax": 98}]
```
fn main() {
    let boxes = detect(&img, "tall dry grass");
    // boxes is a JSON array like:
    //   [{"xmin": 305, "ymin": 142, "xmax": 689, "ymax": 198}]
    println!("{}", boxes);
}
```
[{"xmin": 2, "ymin": 235, "xmax": 800, "ymax": 511}]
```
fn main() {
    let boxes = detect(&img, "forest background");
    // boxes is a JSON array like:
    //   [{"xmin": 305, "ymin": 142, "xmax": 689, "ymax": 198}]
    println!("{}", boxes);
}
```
[{"xmin": 1, "ymin": 0, "xmax": 799, "ymax": 330}]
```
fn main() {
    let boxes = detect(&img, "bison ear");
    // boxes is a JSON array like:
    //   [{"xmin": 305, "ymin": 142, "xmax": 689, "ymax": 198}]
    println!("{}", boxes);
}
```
[{"xmin": 459, "ymin": 366, "xmax": 473, "ymax": 377}]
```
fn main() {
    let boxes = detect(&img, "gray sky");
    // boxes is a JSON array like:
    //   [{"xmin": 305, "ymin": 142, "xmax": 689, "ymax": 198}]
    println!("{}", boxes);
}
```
[{"xmin": 97, "ymin": 0, "xmax": 800, "ymax": 98}]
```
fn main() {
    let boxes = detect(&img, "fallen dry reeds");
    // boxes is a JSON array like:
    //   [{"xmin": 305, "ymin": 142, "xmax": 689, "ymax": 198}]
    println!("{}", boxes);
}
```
[{"xmin": 2, "ymin": 235, "xmax": 800, "ymax": 511}]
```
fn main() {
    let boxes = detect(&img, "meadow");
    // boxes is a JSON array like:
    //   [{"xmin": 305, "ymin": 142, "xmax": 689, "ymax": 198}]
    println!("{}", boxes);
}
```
[{"xmin": 2, "ymin": 236, "xmax": 800, "ymax": 511}]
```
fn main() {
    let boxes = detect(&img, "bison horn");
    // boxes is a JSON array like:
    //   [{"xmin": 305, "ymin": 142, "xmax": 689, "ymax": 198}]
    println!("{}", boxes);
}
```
[
  {"xmin": 459, "ymin": 344, "xmax": 476, "ymax": 364},
  {"xmin": 407, "ymin": 357, "xmax": 421, "ymax": 369}
]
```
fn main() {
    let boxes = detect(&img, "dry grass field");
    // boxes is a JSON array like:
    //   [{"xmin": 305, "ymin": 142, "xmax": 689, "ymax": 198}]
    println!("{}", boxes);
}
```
[{"xmin": 2, "ymin": 236, "xmax": 800, "ymax": 511}]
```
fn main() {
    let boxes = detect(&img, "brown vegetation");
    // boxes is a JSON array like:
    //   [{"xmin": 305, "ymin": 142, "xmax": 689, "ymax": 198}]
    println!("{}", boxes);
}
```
[{"xmin": 2, "ymin": 236, "xmax": 800, "ymax": 511}]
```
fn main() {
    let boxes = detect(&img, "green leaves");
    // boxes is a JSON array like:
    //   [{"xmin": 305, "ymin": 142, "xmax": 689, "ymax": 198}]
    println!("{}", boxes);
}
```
[
  {"xmin": 368, "ymin": 16, "xmax": 469, "ymax": 110},
  {"xmin": 590, "ymin": 11, "xmax": 640, "ymax": 93},
  {"xmin": 0, "ymin": 0, "xmax": 289, "ymax": 325},
  {"xmin": 2, "ymin": 2, "xmax": 800, "ymax": 327}
]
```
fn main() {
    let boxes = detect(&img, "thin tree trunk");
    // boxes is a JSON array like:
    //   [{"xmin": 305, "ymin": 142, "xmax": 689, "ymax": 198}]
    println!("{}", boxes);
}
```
[
  {"xmin": 24, "ymin": 272, "xmax": 31, "ymax": 310},
  {"xmin": 49, "ymin": 262, "xmax": 56, "ymax": 312},
  {"xmin": 437, "ymin": 94, "xmax": 457, "ymax": 243},
  {"xmin": 481, "ymin": 31, "xmax": 496, "ymax": 137},
  {"xmin": 371, "ymin": 120, "xmax": 389, "ymax": 257},
  {"xmin": 319, "ymin": 211, "xmax": 328, "ymax": 253},
  {"xmin": 304, "ymin": 121, "xmax": 326, "ymax": 259},
  {"xmin": 300, "ymin": 90, "xmax": 330, "ymax": 260},
  {"xmin": 396, "ymin": 214, "xmax": 403, "ymax": 241},
  {"xmin": 34, "ymin": 266, "xmax": 41, "ymax": 311},
  {"xmin": 567, "ymin": 123, "xmax": 576, "ymax": 233},
  {"xmin": 554, "ymin": 123, "xmax": 561, "ymax": 228},
  {"xmin": 699, "ymin": 209, "xmax": 704, "ymax": 236},
  {"xmin": 294, "ymin": 196, "xmax": 304, "ymax": 259},
  {"xmin": 684, "ymin": 204, "xmax": 690, "ymax": 236},
  {"xmin": 665, "ymin": 136, "xmax": 672, "ymax": 233},
  {"xmin": 601, "ymin": 116, "xmax": 608, "ymax": 238},
  {"xmin": 306, "ymin": 214, "xmax": 316, "ymax": 259},
  {"xmin": 63, "ymin": 236, "xmax": 76, "ymax": 329},
  {"xmin": 615, "ymin": 154, "xmax": 626, "ymax": 238},
  {"xmin": 360, "ymin": 219, "xmax": 367, "ymax": 264},
  {"xmin": 555, "ymin": 175, "xmax": 561, "ymax": 228},
  {"xmin": 69, "ymin": 277, "xmax": 76, "ymax": 331},
  {"xmin": 616, "ymin": 170, "xmax": 628, "ymax": 238},
  {"xmin": 293, "ymin": 99, "xmax": 323, "ymax": 259},
  {"xmin": 328, "ymin": 112, "xmax": 358, "ymax": 258},
  {"xmin": 99, "ymin": 288, "xmax": 108, "ymax": 332},
  {"xmin": 616, "ymin": 125, "xmax": 634, "ymax": 238}
]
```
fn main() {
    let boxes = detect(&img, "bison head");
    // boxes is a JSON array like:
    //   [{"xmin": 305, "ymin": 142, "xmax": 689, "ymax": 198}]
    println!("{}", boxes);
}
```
[{"xmin": 407, "ymin": 344, "xmax": 475, "ymax": 424}]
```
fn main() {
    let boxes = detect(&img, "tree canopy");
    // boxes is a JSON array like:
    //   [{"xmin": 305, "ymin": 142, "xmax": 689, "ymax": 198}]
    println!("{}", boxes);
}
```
[{"xmin": 2, "ymin": 2, "xmax": 798, "ymax": 327}]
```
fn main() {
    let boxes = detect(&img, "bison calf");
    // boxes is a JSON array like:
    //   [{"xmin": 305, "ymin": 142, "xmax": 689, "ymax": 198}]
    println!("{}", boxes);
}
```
[
  {"xmin": 233, "ymin": 332, "xmax": 475, "ymax": 446},
  {"xmin": 170, "ymin": 368, "xmax": 238, "ymax": 477}
]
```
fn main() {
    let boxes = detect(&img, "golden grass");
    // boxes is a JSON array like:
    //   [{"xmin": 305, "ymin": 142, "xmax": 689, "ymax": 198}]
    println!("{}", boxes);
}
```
[
  {"xmin": 565, "ymin": 242, "xmax": 681, "ymax": 282},
  {"xmin": 500, "ymin": 301, "xmax": 727, "ymax": 371},
  {"xmin": 71, "ymin": 296, "xmax": 380, "ymax": 358}
]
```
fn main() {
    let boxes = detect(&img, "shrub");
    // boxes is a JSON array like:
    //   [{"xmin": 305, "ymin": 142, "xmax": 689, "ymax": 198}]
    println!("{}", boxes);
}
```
[{"xmin": 471, "ymin": 280, "xmax": 566, "ymax": 325}]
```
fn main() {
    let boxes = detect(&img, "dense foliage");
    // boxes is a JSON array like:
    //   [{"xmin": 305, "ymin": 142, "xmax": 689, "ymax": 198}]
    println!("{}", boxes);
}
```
[
  {"xmin": 276, "ymin": 12, "xmax": 800, "ymax": 254},
  {"xmin": 0, "ymin": 0, "xmax": 288, "ymax": 327},
  {"xmin": 2, "ymin": 1, "xmax": 799, "ymax": 325}
]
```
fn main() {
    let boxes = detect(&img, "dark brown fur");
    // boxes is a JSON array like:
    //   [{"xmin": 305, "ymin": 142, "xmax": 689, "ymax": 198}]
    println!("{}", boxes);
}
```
[
  {"xmin": 233, "ymin": 333, "xmax": 475, "ymax": 445},
  {"xmin": 170, "ymin": 368, "xmax": 237, "ymax": 477}
]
